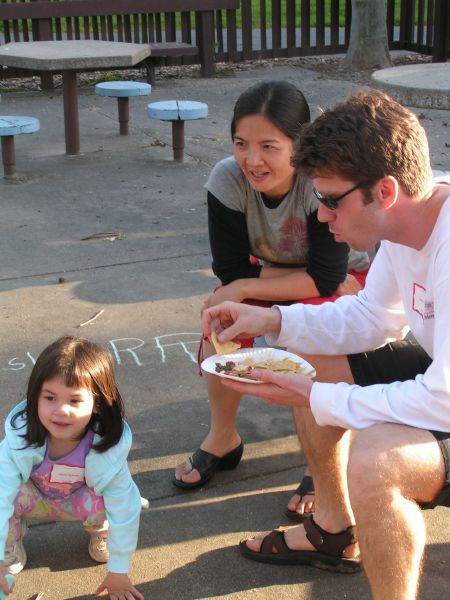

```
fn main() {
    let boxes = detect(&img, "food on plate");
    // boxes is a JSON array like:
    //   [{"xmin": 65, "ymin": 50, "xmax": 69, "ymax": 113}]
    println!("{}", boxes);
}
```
[
  {"xmin": 215, "ymin": 356, "xmax": 314, "ymax": 378},
  {"xmin": 210, "ymin": 330, "xmax": 241, "ymax": 355}
]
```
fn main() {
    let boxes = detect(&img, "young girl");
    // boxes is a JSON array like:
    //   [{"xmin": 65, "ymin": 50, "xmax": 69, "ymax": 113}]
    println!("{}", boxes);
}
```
[
  {"xmin": 0, "ymin": 336, "xmax": 143, "ymax": 600},
  {"xmin": 174, "ymin": 81, "xmax": 369, "ymax": 520}
]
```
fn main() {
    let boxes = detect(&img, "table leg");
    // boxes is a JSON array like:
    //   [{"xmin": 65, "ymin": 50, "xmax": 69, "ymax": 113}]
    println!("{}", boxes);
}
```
[
  {"xmin": 1, "ymin": 135, "xmax": 16, "ymax": 178},
  {"xmin": 117, "ymin": 97, "xmax": 130, "ymax": 135},
  {"xmin": 62, "ymin": 70, "xmax": 80, "ymax": 155},
  {"xmin": 172, "ymin": 120, "xmax": 185, "ymax": 162}
]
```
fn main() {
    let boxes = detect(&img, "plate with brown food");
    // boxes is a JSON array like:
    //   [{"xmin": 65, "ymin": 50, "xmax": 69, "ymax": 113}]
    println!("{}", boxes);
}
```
[{"xmin": 201, "ymin": 347, "xmax": 316, "ymax": 384}]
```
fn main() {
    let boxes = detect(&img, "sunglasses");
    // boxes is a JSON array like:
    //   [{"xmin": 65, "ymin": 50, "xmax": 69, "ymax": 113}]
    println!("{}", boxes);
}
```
[{"xmin": 313, "ymin": 182, "xmax": 365, "ymax": 210}]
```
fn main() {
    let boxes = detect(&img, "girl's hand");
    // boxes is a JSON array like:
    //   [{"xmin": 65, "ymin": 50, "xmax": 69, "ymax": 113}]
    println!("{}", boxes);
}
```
[
  {"xmin": 95, "ymin": 572, "xmax": 143, "ymax": 600},
  {"xmin": 202, "ymin": 281, "xmax": 246, "ymax": 313},
  {"xmin": 336, "ymin": 273, "xmax": 362, "ymax": 296},
  {"xmin": 0, "ymin": 564, "xmax": 12, "ymax": 597}
]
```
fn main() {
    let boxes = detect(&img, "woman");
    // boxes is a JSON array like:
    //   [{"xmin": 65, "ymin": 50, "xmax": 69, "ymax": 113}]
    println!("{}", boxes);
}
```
[{"xmin": 173, "ymin": 81, "xmax": 369, "ymax": 520}]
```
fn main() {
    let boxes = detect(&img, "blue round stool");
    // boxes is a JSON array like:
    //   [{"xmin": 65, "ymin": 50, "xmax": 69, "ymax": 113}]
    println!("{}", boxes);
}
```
[
  {"xmin": 95, "ymin": 81, "xmax": 152, "ymax": 135},
  {"xmin": 0, "ymin": 116, "xmax": 40, "ymax": 178},
  {"xmin": 147, "ymin": 100, "xmax": 208, "ymax": 162}
]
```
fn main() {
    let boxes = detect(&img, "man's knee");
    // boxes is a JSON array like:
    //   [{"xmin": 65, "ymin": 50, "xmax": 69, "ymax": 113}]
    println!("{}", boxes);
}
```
[
  {"xmin": 348, "ymin": 450, "xmax": 384, "ymax": 506},
  {"xmin": 348, "ymin": 424, "xmax": 443, "ymax": 508},
  {"xmin": 347, "ymin": 427, "xmax": 398, "ymax": 505}
]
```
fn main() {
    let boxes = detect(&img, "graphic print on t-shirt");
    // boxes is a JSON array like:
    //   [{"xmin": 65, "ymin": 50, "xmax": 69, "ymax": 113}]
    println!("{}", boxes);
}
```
[{"xmin": 279, "ymin": 216, "xmax": 309, "ymax": 260}]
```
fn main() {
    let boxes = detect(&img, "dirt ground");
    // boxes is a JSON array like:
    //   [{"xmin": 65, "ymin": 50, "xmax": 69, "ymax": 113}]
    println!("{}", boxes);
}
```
[{"xmin": 0, "ymin": 50, "xmax": 435, "ymax": 92}]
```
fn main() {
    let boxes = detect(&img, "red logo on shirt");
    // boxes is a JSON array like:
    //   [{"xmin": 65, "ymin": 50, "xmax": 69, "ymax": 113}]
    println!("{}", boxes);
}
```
[{"xmin": 412, "ymin": 283, "xmax": 434, "ymax": 320}]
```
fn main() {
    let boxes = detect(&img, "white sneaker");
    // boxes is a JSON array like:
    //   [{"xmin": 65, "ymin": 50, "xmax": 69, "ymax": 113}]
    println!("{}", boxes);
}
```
[
  {"xmin": 4, "ymin": 520, "xmax": 27, "ymax": 574},
  {"xmin": 4, "ymin": 539, "xmax": 27, "ymax": 575},
  {"xmin": 88, "ymin": 534, "xmax": 109, "ymax": 563}
]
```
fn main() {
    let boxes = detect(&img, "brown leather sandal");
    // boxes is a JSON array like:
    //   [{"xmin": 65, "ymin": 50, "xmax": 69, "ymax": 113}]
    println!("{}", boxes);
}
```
[{"xmin": 239, "ymin": 516, "xmax": 361, "ymax": 574}]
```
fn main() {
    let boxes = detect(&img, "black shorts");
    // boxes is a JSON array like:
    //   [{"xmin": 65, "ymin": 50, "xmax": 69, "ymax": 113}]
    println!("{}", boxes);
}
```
[{"xmin": 348, "ymin": 339, "xmax": 450, "ymax": 509}]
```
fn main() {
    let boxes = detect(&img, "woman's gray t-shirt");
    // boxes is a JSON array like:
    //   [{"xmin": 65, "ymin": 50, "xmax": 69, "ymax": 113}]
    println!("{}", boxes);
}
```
[{"xmin": 205, "ymin": 156, "xmax": 369, "ymax": 271}]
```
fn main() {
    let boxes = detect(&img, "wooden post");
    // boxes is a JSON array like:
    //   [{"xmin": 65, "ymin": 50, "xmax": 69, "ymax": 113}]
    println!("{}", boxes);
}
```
[
  {"xmin": 34, "ymin": 12, "xmax": 55, "ymax": 90},
  {"xmin": 433, "ymin": 0, "xmax": 449, "ymax": 62},
  {"xmin": 197, "ymin": 10, "xmax": 215, "ymax": 77}
]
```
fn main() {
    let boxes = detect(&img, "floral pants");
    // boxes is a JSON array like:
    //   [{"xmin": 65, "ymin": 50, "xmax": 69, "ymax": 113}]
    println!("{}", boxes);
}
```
[{"xmin": 6, "ymin": 480, "xmax": 107, "ymax": 549}]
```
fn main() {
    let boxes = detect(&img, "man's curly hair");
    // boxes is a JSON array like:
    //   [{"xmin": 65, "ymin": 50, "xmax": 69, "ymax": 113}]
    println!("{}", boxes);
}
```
[{"xmin": 293, "ymin": 88, "xmax": 432, "ymax": 199}]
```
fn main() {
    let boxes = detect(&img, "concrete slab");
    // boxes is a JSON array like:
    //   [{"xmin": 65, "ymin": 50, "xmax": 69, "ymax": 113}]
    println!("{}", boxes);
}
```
[
  {"xmin": 0, "ymin": 41, "xmax": 151, "ymax": 71},
  {"xmin": 0, "ymin": 61, "xmax": 449, "ymax": 600},
  {"xmin": 371, "ymin": 63, "xmax": 450, "ymax": 109}
]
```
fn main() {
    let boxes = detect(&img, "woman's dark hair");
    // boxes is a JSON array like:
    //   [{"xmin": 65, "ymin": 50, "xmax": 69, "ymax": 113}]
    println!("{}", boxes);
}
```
[
  {"xmin": 12, "ymin": 336, "xmax": 125, "ymax": 453},
  {"xmin": 231, "ymin": 80, "xmax": 311, "ymax": 141}
]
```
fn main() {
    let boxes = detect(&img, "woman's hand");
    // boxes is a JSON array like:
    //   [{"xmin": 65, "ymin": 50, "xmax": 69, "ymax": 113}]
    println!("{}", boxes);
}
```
[
  {"xmin": 95, "ymin": 572, "xmax": 144, "ymax": 600},
  {"xmin": 202, "ymin": 280, "xmax": 247, "ymax": 312},
  {"xmin": 220, "ymin": 368, "xmax": 314, "ymax": 409},
  {"xmin": 336, "ymin": 273, "xmax": 362, "ymax": 296},
  {"xmin": 202, "ymin": 301, "xmax": 281, "ymax": 342}
]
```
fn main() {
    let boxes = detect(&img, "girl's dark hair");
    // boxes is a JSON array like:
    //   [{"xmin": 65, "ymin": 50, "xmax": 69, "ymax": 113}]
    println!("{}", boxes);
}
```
[
  {"xmin": 231, "ymin": 80, "xmax": 311, "ymax": 141},
  {"xmin": 12, "ymin": 336, "xmax": 125, "ymax": 453}
]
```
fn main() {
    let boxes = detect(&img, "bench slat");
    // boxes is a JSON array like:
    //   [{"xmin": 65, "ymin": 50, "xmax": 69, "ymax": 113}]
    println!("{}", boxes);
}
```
[
  {"xmin": 149, "ymin": 43, "xmax": 198, "ymax": 57},
  {"xmin": 0, "ymin": 0, "xmax": 240, "ymax": 20}
]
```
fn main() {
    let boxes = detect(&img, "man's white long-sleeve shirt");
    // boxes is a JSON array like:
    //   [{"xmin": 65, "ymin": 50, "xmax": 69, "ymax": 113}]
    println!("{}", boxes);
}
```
[{"xmin": 267, "ymin": 187, "xmax": 450, "ymax": 432}]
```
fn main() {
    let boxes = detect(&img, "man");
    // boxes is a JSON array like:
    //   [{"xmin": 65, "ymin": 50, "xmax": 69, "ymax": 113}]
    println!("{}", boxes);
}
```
[{"xmin": 202, "ymin": 89, "xmax": 450, "ymax": 599}]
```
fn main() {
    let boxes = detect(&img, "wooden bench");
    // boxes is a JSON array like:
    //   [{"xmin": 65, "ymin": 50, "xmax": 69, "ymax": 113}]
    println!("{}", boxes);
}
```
[
  {"xmin": 146, "ymin": 42, "xmax": 198, "ymax": 84},
  {"xmin": 0, "ymin": 0, "xmax": 240, "ymax": 85},
  {"xmin": 0, "ymin": 116, "xmax": 40, "ymax": 178}
]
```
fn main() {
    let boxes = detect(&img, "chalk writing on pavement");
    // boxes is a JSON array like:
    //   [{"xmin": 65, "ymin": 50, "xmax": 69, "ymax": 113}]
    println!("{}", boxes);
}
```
[{"xmin": 2, "ymin": 333, "xmax": 202, "ymax": 372}]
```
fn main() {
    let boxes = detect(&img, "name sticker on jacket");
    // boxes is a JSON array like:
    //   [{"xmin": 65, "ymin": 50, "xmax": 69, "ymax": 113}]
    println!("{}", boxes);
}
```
[{"xmin": 50, "ymin": 464, "xmax": 85, "ymax": 484}]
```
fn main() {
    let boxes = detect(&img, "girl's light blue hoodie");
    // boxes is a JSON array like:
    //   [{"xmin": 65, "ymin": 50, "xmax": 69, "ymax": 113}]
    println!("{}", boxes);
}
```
[{"xmin": 0, "ymin": 400, "xmax": 141, "ymax": 573}]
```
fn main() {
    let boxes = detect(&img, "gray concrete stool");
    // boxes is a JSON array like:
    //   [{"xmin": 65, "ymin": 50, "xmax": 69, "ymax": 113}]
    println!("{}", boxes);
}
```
[
  {"xmin": 95, "ymin": 81, "xmax": 152, "ymax": 135},
  {"xmin": 0, "ymin": 116, "xmax": 40, "ymax": 178},
  {"xmin": 147, "ymin": 100, "xmax": 208, "ymax": 161}
]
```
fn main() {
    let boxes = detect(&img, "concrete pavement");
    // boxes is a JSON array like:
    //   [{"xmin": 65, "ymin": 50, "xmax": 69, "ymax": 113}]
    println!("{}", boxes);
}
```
[
  {"xmin": 371, "ymin": 62, "xmax": 450, "ymax": 109},
  {"xmin": 0, "ymin": 59, "xmax": 449, "ymax": 599}
]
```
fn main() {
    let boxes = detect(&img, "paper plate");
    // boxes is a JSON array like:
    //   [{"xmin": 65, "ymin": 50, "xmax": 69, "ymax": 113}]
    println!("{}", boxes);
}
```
[{"xmin": 201, "ymin": 347, "xmax": 316, "ymax": 384}]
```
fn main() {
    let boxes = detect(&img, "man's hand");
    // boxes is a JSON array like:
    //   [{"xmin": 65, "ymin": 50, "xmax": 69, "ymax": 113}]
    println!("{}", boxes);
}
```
[
  {"xmin": 95, "ymin": 572, "xmax": 143, "ymax": 600},
  {"xmin": 202, "ymin": 301, "xmax": 281, "ymax": 343},
  {"xmin": 221, "ymin": 368, "xmax": 314, "ymax": 409}
]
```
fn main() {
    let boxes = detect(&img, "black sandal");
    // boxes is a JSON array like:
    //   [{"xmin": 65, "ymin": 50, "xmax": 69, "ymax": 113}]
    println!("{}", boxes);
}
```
[
  {"xmin": 285, "ymin": 474, "xmax": 315, "ymax": 522},
  {"xmin": 239, "ymin": 515, "xmax": 361, "ymax": 574},
  {"xmin": 173, "ymin": 442, "xmax": 244, "ymax": 489}
]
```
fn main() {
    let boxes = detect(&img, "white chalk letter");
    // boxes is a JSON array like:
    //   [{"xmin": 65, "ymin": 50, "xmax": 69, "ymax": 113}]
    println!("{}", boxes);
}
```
[
  {"xmin": 154, "ymin": 333, "xmax": 201, "ymax": 364},
  {"xmin": 109, "ymin": 338, "xmax": 145, "ymax": 366}
]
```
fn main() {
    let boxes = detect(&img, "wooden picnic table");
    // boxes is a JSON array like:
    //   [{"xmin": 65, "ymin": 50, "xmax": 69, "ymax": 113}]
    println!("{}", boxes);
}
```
[{"xmin": 0, "ymin": 40, "xmax": 151, "ymax": 155}]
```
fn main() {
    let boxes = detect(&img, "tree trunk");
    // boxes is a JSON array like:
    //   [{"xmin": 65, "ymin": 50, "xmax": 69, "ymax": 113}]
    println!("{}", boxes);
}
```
[{"xmin": 343, "ymin": 0, "xmax": 392, "ymax": 70}]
